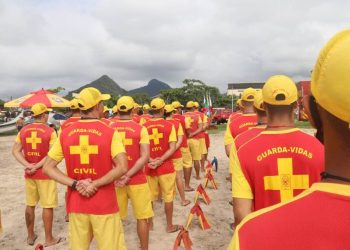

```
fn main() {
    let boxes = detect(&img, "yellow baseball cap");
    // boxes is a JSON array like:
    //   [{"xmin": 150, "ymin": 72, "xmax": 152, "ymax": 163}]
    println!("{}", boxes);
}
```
[
  {"xmin": 31, "ymin": 103, "xmax": 52, "ymax": 116},
  {"xmin": 69, "ymin": 99, "xmax": 79, "ymax": 110},
  {"xmin": 164, "ymin": 104, "xmax": 175, "ymax": 114},
  {"xmin": 143, "ymin": 104, "xmax": 150, "ymax": 110},
  {"xmin": 103, "ymin": 106, "xmax": 110, "ymax": 113},
  {"xmin": 77, "ymin": 87, "xmax": 110, "ymax": 110},
  {"xmin": 134, "ymin": 103, "xmax": 142, "ymax": 109},
  {"xmin": 241, "ymin": 87, "xmax": 257, "ymax": 102},
  {"xmin": 150, "ymin": 98, "xmax": 165, "ymax": 110},
  {"xmin": 112, "ymin": 105, "xmax": 118, "ymax": 113},
  {"xmin": 262, "ymin": 75, "xmax": 297, "ymax": 105},
  {"xmin": 186, "ymin": 101, "xmax": 196, "ymax": 108},
  {"xmin": 311, "ymin": 29, "xmax": 350, "ymax": 123},
  {"xmin": 117, "ymin": 96, "xmax": 135, "ymax": 112},
  {"xmin": 172, "ymin": 101, "xmax": 184, "ymax": 108},
  {"xmin": 194, "ymin": 101, "xmax": 200, "ymax": 108},
  {"xmin": 253, "ymin": 90, "xmax": 265, "ymax": 111}
]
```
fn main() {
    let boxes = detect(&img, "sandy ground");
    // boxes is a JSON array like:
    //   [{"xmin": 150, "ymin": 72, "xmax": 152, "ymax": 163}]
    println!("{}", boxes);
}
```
[{"xmin": 0, "ymin": 132, "xmax": 234, "ymax": 250}]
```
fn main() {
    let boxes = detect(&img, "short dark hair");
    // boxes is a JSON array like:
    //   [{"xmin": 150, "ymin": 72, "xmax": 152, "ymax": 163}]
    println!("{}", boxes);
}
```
[
  {"xmin": 151, "ymin": 109, "xmax": 162, "ymax": 115},
  {"xmin": 80, "ymin": 107, "xmax": 94, "ymax": 115},
  {"xmin": 265, "ymin": 102, "xmax": 295, "ymax": 115},
  {"xmin": 118, "ymin": 109, "xmax": 133, "ymax": 116}
]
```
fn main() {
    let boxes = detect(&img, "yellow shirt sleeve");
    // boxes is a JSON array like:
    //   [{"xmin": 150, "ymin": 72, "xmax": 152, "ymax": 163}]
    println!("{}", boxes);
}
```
[
  {"xmin": 140, "ymin": 118, "xmax": 146, "ymax": 126},
  {"xmin": 231, "ymin": 150, "xmax": 253, "ymax": 199},
  {"xmin": 111, "ymin": 131, "xmax": 126, "ymax": 158},
  {"xmin": 15, "ymin": 133, "xmax": 21, "ymax": 143},
  {"xmin": 203, "ymin": 115, "xmax": 208, "ymax": 124},
  {"xmin": 48, "ymin": 136, "xmax": 64, "ymax": 162},
  {"xmin": 169, "ymin": 125, "xmax": 177, "ymax": 142},
  {"xmin": 198, "ymin": 116, "xmax": 203, "ymax": 124},
  {"xmin": 185, "ymin": 116, "xmax": 191, "ymax": 129},
  {"xmin": 224, "ymin": 125, "xmax": 234, "ymax": 145},
  {"xmin": 177, "ymin": 124, "xmax": 184, "ymax": 136},
  {"xmin": 49, "ymin": 131, "xmax": 58, "ymax": 145},
  {"xmin": 140, "ymin": 127, "xmax": 150, "ymax": 144}
]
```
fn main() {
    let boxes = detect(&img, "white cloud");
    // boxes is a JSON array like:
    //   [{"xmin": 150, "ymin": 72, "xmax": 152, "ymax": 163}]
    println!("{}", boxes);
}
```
[{"xmin": 0, "ymin": 0, "xmax": 350, "ymax": 100}]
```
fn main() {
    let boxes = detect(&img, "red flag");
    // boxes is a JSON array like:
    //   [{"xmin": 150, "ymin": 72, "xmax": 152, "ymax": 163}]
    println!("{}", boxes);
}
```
[
  {"xmin": 173, "ymin": 228, "xmax": 193, "ymax": 250},
  {"xmin": 185, "ymin": 202, "xmax": 211, "ymax": 230},
  {"xmin": 204, "ymin": 171, "xmax": 218, "ymax": 189},
  {"xmin": 194, "ymin": 184, "xmax": 211, "ymax": 205}
]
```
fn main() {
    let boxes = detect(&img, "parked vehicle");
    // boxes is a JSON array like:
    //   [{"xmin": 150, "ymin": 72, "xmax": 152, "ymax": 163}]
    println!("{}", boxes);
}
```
[{"xmin": 212, "ymin": 108, "xmax": 232, "ymax": 124}]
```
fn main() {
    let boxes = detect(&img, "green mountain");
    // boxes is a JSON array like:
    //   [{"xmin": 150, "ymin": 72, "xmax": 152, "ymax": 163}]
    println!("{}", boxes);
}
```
[
  {"xmin": 128, "ymin": 79, "xmax": 171, "ymax": 97},
  {"xmin": 66, "ymin": 75, "xmax": 127, "ymax": 98}
]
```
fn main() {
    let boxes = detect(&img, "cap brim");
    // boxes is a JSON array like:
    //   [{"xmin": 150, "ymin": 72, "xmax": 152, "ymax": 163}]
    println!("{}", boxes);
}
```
[
  {"xmin": 47, "ymin": 108, "xmax": 53, "ymax": 111},
  {"xmin": 101, "ymin": 94, "xmax": 111, "ymax": 101}
]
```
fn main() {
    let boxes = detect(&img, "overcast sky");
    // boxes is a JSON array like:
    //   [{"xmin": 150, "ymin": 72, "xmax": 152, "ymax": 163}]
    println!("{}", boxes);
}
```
[{"xmin": 0, "ymin": 0, "xmax": 349, "ymax": 99}]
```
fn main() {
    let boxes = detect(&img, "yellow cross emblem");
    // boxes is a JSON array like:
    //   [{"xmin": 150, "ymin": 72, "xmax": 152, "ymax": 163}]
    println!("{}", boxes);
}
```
[
  {"xmin": 69, "ymin": 135, "xmax": 98, "ymax": 164},
  {"xmin": 149, "ymin": 128, "xmax": 163, "ymax": 145},
  {"xmin": 118, "ymin": 132, "xmax": 133, "ymax": 146},
  {"xmin": 264, "ymin": 158, "xmax": 309, "ymax": 202},
  {"xmin": 26, "ymin": 131, "xmax": 42, "ymax": 150}
]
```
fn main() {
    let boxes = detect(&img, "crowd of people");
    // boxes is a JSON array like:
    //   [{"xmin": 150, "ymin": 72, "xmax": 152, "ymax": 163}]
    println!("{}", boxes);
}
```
[
  {"xmin": 10, "ymin": 89, "xmax": 211, "ymax": 249},
  {"xmin": 2, "ymin": 29, "xmax": 350, "ymax": 249}
]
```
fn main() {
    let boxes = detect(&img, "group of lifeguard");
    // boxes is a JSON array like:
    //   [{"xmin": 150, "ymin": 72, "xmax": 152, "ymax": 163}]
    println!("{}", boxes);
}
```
[
  {"xmin": 226, "ymin": 30, "xmax": 350, "ymax": 249},
  {"xmin": 11, "ymin": 87, "xmax": 210, "ymax": 249}
]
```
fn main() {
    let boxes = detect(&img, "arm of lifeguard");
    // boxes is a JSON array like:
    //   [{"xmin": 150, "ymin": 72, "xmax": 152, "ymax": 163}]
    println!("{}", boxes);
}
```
[
  {"xmin": 93, "ymin": 131, "xmax": 128, "ymax": 188},
  {"xmin": 127, "ymin": 127, "xmax": 150, "ymax": 178},
  {"xmin": 232, "ymin": 152, "xmax": 253, "ymax": 226},
  {"xmin": 191, "ymin": 117, "xmax": 203, "ymax": 137},
  {"xmin": 175, "ymin": 124, "xmax": 184, "ymax": 150},
  {"xmin": 159, "ymin": 125, "xmax": 177, "ymax": 162},
  {"xmin": 224, "ymin": 124, "xmax": 234, "ymax": 157},
  {"xmin": 12, "ymin": 134, "xmax": 32, "ymax": 169}
]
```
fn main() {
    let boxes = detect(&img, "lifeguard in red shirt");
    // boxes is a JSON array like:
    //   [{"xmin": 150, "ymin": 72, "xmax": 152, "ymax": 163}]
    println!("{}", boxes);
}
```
[
  {"xmin": 111, "ymin": 96, "xmax": 154, "ymax": 250},
  {"xmin": 143, "ymin": 98, "xmax": 181, "ymax": 233},
  {"xmin": 232, "ymin": 75, "xmax": 324, "ymax": 227},
  {"xmin": 44, "ymin": 87, "xmax": 128, "ymax": 250}
]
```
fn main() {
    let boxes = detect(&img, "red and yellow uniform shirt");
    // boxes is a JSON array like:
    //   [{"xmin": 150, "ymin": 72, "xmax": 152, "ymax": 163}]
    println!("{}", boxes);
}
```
[
  {"xmin": 16, "ymin": 122, "xmax": 57, "ymax": 180},
  {"xmin": 139, "ymin": 114, "xmax": 152, "ymax": 125},
  {"xmin": 224, "ymin": 114, "xmax": 257, "ymax": 145},
  {"xmin": 232, "ymin": 128, "xmax": 324, "ymax": 211},
  {"xmin": 101, "ymin": 117, "xmax": 114, "ymax": 127},
  {"xmin": 59, "ymin": 116, "xmax": 80, "ymax": 132},
  {"xmin": 184, "ymin": 112, "xmax": 203, "ymax": 139},
  {"xmin": 132, "ymin": 114, "xmax": 141, "ymax": 124},
  {"xmin": 111, "ymin": 120, "xmax": 149, "ymax": 185},
  {"xmin": 48, "ymin": 120, "xmax": 125, "ymax": 215},
  {"xmin": 143, "ymin": 118, "xmax": 177, "ymax": 176},
  {"xmin": 173, "ymin": 113, "xmax": 188, "ymax": 148},
  {"xmin": 194, "ymin": 111, "xmax": 208, "ymax": 139},
  {"xmin": 229, "ymin": 126, "xmax": 265, "ymax": 174},
  {"xmin": 229, "ymin": 183, "xmax": 350, "ymax": 250},
  {"xmin": 227, "ymin": 112, "xmax": 242, "ymax": 125},
  {"xmin": 166, "ymin": 118, "xmax": 184, "ymax": 159}
]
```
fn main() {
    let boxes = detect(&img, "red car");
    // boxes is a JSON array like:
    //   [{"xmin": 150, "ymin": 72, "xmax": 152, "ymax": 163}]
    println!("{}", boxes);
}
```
[{"xmin": 212, "ymin": 108, "xmax": 232, "ymax": 124}]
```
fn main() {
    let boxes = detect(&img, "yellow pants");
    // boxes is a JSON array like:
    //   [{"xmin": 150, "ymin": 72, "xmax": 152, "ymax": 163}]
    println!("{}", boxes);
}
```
[
  {"xmin": 116, "ymin": 183, "xmax": 154, "ymax": 220},
  {"xmin": 173, "ymin": 158, "xmax": 183, "ymax": 171},
  {"xmin": 68, "ymin": 212, "xmax": 126, "ymax": 250},
  {"xmin": 147, "ymin": 173, "xmax": 176, "ymax": 202},
  {"xmin": 199, "ymin": 138, "xmax": 208, "ymax": 155},
  {"xmin": 188, "ymin": 139, "xmax": 201, "ymax": 161},
  {"xmin": 181, "ymin": 147, "xmax": 193, "ymax": 168},
  {"xmin": 25, "ymin": 179, "xmax": 58, "ymax": 208}
]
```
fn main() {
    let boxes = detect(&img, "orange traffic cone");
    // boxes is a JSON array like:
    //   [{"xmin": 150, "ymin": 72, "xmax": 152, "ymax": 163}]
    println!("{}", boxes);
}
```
[
  {"xmin": 204, "ymin": 171, "xmax": 218, "ymax": 189},
  {"xmin": 185, "ymin": 202, "xmax": 211, "ymax": 230},
  {"xmin": 194, "ymin": 184, "xmax": 211, "ymax": 205},
  {"xmin": 173, "ymin": 228, "xmax": 193, "ymax": 250}
]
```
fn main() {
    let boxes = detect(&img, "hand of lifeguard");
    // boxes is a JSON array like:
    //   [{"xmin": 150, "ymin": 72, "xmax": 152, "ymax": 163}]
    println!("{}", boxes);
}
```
[{"xmin": 76, "ymin": 179, "xmax": 97, "ymax": 197}]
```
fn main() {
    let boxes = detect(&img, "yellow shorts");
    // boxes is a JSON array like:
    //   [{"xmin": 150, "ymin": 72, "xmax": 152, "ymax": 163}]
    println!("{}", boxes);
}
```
[
  {"xmin": 199, "ymin": 138, "xmax": 208, "ymax": 155},
  {"xmin": 116, "ymin": 183, "xmax": 154, "ymax": 220},
  {"xmin": 173, "ymin": 158, "xmax": 183, "ymax": 171},
  {"xmin": 188, "ymin": 138, "xmax": 201, "ymax": 161},
  {"xmin": 68, "ymin": 212, "xmax": 126, "ymax": 250},
  {"xmin": 147, "ymin": 173, "xmax": 176, "ymax": 202},
  {"xmin": 25, "ymin": 179, "xmax": 58, "ymax": 208},
  {"xmin": 181, "ymin": 147, "xmax": 193, "ymax": 168}
]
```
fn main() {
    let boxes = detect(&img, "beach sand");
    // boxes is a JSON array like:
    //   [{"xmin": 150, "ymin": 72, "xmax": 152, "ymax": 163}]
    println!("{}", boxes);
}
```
[{"xmin": 0, "ymin": 132, "xmax": 233, "ymax": 250}]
